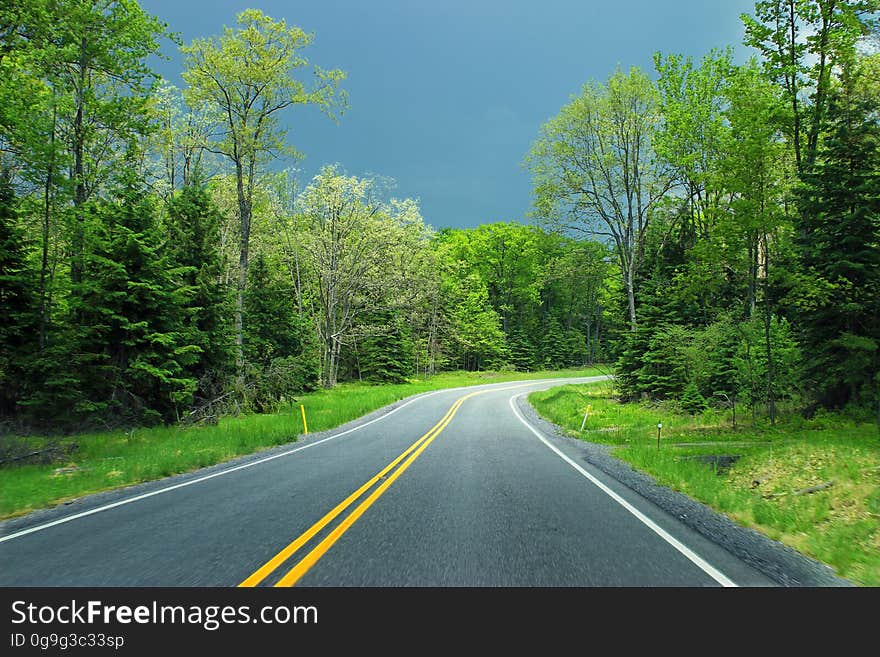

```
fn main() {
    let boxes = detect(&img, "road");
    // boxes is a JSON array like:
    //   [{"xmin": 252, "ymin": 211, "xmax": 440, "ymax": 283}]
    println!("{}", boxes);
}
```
[{"xmin": 0, "ymin": 377, "xmax": 778, "ymax": 587}]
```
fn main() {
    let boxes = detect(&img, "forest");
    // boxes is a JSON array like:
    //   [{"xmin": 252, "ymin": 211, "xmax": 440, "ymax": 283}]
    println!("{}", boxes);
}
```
[{"xmin": 0, "ymin": 0, "xmax": 878, "ymax": 433}]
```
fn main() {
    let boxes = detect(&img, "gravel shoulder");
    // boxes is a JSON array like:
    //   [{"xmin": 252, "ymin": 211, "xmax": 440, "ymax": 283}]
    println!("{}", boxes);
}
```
[{"xmin": 516, "ymin": 395, "xmax": 854, "ymax": 587}]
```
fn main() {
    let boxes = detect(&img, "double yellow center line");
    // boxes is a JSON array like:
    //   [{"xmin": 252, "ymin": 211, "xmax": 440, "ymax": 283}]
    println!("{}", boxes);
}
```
[{"xmin": 239, "ymin": 383, "xmax": 531, "ymax": 587}]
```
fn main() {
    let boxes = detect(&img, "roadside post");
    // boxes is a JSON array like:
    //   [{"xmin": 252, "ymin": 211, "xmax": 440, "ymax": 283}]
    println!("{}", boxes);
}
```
[
  {"xmin": 657, "ymin": 421, "xmax": 662, "ymax": 450},
  {"xmin": 301, "ymin": 404, "xmax": 309, "ymax": 435},
  {"xmin": 580, "ymin": 404, "xmax": 592, "ymax": 432}
]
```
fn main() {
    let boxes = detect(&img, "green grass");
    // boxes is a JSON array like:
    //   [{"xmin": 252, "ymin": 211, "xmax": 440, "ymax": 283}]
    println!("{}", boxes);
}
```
[
  {"xmin": 0, "ymin": 367, "xmax": 603, "ymax": 520},
  {"xmin": 529, "ymin": 381, "xmax": 880, "ymax": 587}
]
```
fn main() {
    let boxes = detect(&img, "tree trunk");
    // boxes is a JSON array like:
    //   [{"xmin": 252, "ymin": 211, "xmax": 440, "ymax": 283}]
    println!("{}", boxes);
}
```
[
  {"xmin": 625, "ymin": 265, "xmax": 637, "ymax": 331},
  {"xmin": 748, "ymin": 233, "xmax": 758, "ymax": 318},
  {"xmin": 806, "ymin": 4, "xmax": 833, "ymax": 171},
  {"xmin": 71, "ymin": 39, "xmax": 87, "ymax": 287},
  {"xmin": 329, "ymin": 337, "xmax": 341, "ymax": 387},
  {"xmin": 788, "ymin": 0, "xmax": 803, "ymax": 173},
  {"xmin": 39, "ymin": 99, "xmax": 57, "ymax": 349},
  {"xmin": 763, "ymin": 233, "xmax": 776, "ymax": 426},
  {"xmin": 585, "ymin": 315, "xmax": 592, "ymax": 366},
  {"xmin": 234, "ymin": 158, "xmax": 252, "ymax": 388}
]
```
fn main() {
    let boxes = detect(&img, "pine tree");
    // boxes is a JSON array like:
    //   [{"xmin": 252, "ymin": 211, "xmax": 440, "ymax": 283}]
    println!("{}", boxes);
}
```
[
  {"xmin": 72, "ymin": 171, "xmax": 196, "ymax": 425},
  {"xmin": 797, "ymin": 83, "xmax": 880, "ymax": 409},
  {"xmin": 243, "ymin": 252, "xmax": 318, "ymax": 411},
  {"xmin": 0, "ymin": 178, "xmax": 35, "ymax": 417},
  {"xmin": 165, "ymin": 183, "xmax": 234, "ymax": 403},
  {"xmin": 540, "ymin": 315, "xmax": 567, "ymax": 370},
  {"xmin": 358, "ymin": 310, "xmax": 414, "ymax": 384},
  {"xmin": 681, "ymin": 381, "xmax": 708, "ymax": 414},
  {"xmin": 507, "ymin": 327, "xmax": 537, "ymax": 371}
]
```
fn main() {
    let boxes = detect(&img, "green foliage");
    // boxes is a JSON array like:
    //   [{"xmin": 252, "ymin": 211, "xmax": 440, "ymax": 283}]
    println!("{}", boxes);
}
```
[
  {"xmin": 1, "ymin": 0, "xmax": 879, "ymax": 435},
  {"xmin": 69, "ymin": 171, "xmax": 197, "ymax": 426},
  {"xmin": 618, "ymin": 313, "xmax": 802, "ymax": 414},
  {"xmin": 527, "ymin": 66, "xmax": 674, "ymax": 329},
  {"xmin": 357, "ymin": 310, "xmax": 415, "ymax": 384},
  {"xmin": 539, "ymin": 316, "xmax": 569, "ymax": 370},
  {"xmin": 796, "ymin": 76, "xmax": 880, "ymax": 409},
  {"xmin": 436, "ymin": 225, "xmax": 612, "ymax": 372},
  {"xmin": 680, "ymin": 381, "xmax": 708, "ymax": 414},
  {"xmin": 243, "ymin": 252, "xmax": 318, "ymax": 412},
  {"xmin": 0, "ymin": 178, "xmax": 35, "ymax": 416},
  {"xmin": 440, "ymin": 269, "xmax": 507, "ymax": 371},
  {"xmin": 181, "ymin": 9, "xmax": 347, "ymax": 167},
  {"xmin": 165, "ymin": 183, "xmax": 234, "ymax": 400}
]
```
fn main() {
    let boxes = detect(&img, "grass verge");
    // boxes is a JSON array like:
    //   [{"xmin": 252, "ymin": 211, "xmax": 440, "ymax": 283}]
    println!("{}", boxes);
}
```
[
  {"xmin": 0, "ymin": 367, "xmax": 603, "ymax": 521},
  {"xmin": 529, "ymin": 381, "xmax": 880, "ymax": 586}
]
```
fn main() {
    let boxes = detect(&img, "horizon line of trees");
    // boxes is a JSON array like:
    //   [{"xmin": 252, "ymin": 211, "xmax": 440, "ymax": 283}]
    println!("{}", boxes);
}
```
[
  {"xmin": 527, "ymin": 0, "xmax": 880, "ymax": 423},
  {"xmin": 1, "ymin": 0, "xmax": 878, "ymax": 435},
  {"xmin": 0, "ymin": 1, "xmax": 613, "ymax": 433}
]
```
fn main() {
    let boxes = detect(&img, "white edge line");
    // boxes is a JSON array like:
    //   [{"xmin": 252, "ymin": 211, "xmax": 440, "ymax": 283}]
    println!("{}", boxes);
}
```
[
  {"xmin": 508, "ymin": 392, "xmax": 738, "ymax": 588},
  {"xmin": 0, "ymin": 387, "xmax": 454, "ymax": 543},
  {"xmin": 0, "ymin": 376, "xmax": 601, "ymax": 544}
]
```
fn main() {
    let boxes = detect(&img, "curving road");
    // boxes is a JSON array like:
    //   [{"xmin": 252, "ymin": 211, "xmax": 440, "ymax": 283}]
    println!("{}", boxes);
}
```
[{"xmin": 0, "ymin": 377, "xmax": 779, "ymax": 587}]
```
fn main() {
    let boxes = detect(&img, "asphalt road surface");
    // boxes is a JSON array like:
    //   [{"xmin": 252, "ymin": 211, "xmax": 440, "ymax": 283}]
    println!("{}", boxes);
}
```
[{"xmin": 0, "ymin": 377, "xmax": 784, "ymax": 587}]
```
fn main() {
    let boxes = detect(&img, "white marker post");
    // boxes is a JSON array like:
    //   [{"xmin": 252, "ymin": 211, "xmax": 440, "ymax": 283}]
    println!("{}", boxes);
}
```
[
  {"xmin": 657, "ymin": 421, "xmax": 663, "ymax": 450},
  {"xmin": 580, "ymin": 404, "xmax": 592, "ymax": 432}
]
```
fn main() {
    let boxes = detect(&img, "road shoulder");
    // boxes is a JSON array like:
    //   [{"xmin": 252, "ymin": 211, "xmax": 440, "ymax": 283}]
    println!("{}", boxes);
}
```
[{"xmin": 515, "ymin": 394, "xmax": 853, "ymax": 587}]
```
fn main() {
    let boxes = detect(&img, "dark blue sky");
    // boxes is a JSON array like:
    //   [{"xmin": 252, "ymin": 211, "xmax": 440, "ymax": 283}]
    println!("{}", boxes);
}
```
[{"xmin": 142, "ymin": 0, "xmax": 757, "ymax": 229}]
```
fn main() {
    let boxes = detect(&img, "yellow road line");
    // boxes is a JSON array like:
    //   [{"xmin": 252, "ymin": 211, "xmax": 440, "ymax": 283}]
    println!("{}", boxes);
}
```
[
  {"xmin": 238, "ymin": 396, "xmax": 466, "ymax": 587},
  {"xmin": 273, "ymin": 396, "xmax": 467, "ymax": 587},
  {"xmin": 239, "ymin": 382, "xmax": 536, "ymax": 588}
]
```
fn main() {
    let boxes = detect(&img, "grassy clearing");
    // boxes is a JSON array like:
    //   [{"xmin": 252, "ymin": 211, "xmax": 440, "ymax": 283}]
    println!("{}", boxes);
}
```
[
  {"xmin": 529, "ymin": 381, "xmax": 880, "ymax": 587},
  {"xmin": 0, "ymin": 367, "xmax": 603, "ymax": 521}
]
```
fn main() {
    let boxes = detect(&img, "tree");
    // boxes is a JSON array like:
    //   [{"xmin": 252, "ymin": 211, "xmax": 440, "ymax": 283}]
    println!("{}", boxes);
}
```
[
  {"xmin": 51, "ymin": 0, "xmax": 168, "ymax": 286},
  {"xmin": 527, "ymin": 67, "xmax": 676, "ymax": 330},
  {"xmin": 356, "ymin": 309, "xmax": 414, "ymax": 384},
  {"xmin": 540, "ymin": 237, "xmax": 611, "ymax": 365},
  {"xmin": 742, "ymin": 0, "xmax": 879, "ymax": 172},
  {"xmin": 464, "ymin": 223, "xmax": 541, "ymax": 336},
  {"xmin": 539, "ymin": 315, "xmax": 568, "ymax": 370},
  {"xmin": 242, "ymin": 251, "xmax": 317, "ymax": 411},
  {"xmin": 299, "ymin": 166, "xmax": 415, "ymax": 387},
  {"xmin": 722, "ymin": 61, "xmax": 793, "ymax": 424},
  {"xmin": 164, "ymin": 181, "xmax": 233, "ymax": 403},
  {"xmin": 440, "ymin": 270, "xmax": 507, "ymax": 371},
  {"xmin": 654, "ymin": 49, "xmax": 734, "ymax": 239},
  {"xmin": 72, "ymin": 169, "xmax": 197, "ymax": 426},
  {"xmin": 796, "ymin": 63, "xmax": 880, "ymax": 409},
  {"xmin": 182, "ymin": 9, "xmax": 347, "ymax": 386},
  {"xmin": 149, "ymin": 82, "xmax": 218, "ymax": 195},
  {"xmin": 0, "ymin": 177, "xmax": 35, "ymax": 416}
]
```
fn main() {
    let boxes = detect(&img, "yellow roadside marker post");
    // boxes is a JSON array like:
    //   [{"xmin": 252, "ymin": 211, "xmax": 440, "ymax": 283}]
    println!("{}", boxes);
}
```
[
  {"xmin": 301, "ymin": 404, "xmax": 309, "ymax": 435},
  {"xmin": 580, "ymin": 404, "xmax": 592, "ymax": 432}
]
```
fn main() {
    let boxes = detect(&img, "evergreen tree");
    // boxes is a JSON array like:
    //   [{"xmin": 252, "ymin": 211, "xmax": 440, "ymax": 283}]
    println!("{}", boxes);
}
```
[
  {"xmin": 72, "ymin": 172, "xmax": 197, "ymax": 426},
  {"xmin": 616, "ymin": 325, "xmax": 652, "ymax": 401},
  {"xmin": 540, "ymin": 315, "xmax": 568, "ymax": 370},
  {"xmin": 797, "ymin": 83, "xmax": 880, "ymax": 409},
  {"xmin": 0, "ymin": 178, "xmax": 35, "ymax": 416},
  {"xmin": 358, "ymin": 310, "xmax": 414, "ymax": 384},
  {"xmin": 243, "ymin": 252, "xmax": 318, "ymax": 411},
  {"xmin": 681, "ymin": 380, "xmax": 708, "ymax": 414},
  {"xmin": 165, "ymin": 183, "xmax": 234, "ymax": 402},
  {"xmin": 507, "ymin": 327, "xmax": 537, "ymax": 371},
  {"xmin": 640, "ymin": 324, "xmax": 693, "ymax": 400}
]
